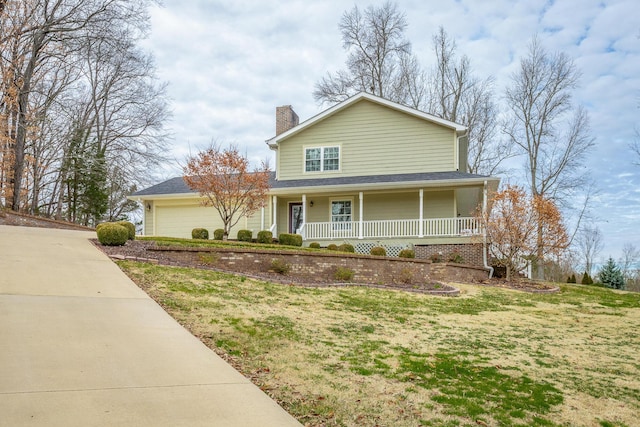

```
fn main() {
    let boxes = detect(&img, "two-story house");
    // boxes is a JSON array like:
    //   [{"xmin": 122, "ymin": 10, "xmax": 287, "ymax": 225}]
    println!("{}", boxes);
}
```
[{"xmin": 132, "ymin": 92, "xmax": 500, "ymax": 263}]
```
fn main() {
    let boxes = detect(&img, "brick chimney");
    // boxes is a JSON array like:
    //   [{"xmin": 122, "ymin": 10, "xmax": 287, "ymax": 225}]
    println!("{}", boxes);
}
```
[{"xmin": 275, "ymin": 105, "xmax": 299, "ymax": 136}]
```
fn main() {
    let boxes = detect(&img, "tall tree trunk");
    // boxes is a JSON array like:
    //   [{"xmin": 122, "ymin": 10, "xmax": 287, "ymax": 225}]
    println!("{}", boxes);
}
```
[{"xmin": 11, "ymin": 30, "xmax": 44, "ymax": 211}]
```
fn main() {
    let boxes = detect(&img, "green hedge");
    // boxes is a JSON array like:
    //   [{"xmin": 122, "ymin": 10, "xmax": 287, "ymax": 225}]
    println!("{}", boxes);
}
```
[
  {"xmin": 257, "ymin": 230, "xmax": 273, "ymax": 244},
  {"xmin": 278, "ymin": 233, "xmax": 303, "ymax": 247},
  {"xmin": 115, "ymin": 221, "xmax": 136, "ymax": 240},
  {"xmin": 213, "ymin": 229, "xmax": 224, "ymax": 240},
  {"xmin": 237, "ymin": 229, "xmax": 253, "ymax": 242},
  {"xmin": 192, "ymin": 228, "xmax": 209, "ymax": 240},
  {"xmin": 97, "ymin": 223, "xmax": 128, "ymax": 246},
  {"xmin": 399, "ymin": 249, "xmax": 415, "ymax": 259},
  {"xmin": 308, "ymin": 242, "xmax": 321, "ymax": 249},
  {"xmin": 327, "ymin": 244, "xmax": 338, "ymax": 251},
  {"xmin": 370, "ymin": 246, "xmax": 386, "ymax": 256},
  {"xmin": 338, "ymin": 243, "xmax": 355, "ymax": 253}
]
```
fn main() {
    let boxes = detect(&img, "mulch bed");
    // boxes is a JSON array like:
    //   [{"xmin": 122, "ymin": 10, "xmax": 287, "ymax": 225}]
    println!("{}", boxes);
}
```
[{"xmin": 94, "ymin": 239, "xmax": 559, "ymax": 294}]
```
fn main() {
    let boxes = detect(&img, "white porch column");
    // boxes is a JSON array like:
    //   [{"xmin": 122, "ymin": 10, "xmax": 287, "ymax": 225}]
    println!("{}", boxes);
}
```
[
  {"xmin": 358, "ymin": 192, "xmax": 363, "ymax": 239},
  {"xmin": 418, "ymin": 189, "xmax": 424, "ymax": 237},
  {"xmin": 139, "ymin": 199, "xmax": 145, "ymax": 236},
  {"xmin": 302, "ymin": 194, "xmax": 307, "ymax": 225},
  {"xmin": 260, "ymin": 206, "xmax": 265, "ymax": 231},
  {"xmin": 271, "ymin": 195, "xmax": 278, "ymax": 235}
]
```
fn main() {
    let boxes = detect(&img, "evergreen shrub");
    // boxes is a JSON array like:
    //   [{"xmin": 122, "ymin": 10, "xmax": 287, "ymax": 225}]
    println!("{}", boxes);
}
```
[
  {"xmin": 327, "ymin": 244, "xmax": 339, "ymax": 251},
  {"xmin": 370, "ymin": 246, "xmax": 386, "ymax": 256},
  {"xmin": 257, "ymin": 230, "xmax": 273, "ymax": 244},
  {"xmin": 237, "ymin": 229, "xmax": 253, "ymax": 242},
  {"xmin": 279, "ymin": 233, "xmax": 303, "ymax": 247},
  {"xmin": 97, "ymin": 223, "xmax": 128, "ymax": 246},
  {"xmin": 116, "ymin": 221, "xmax": 136, "ymax": 240},
  {"xmin": 338, "ymin": 243, "xmax": 355, "ymax": 253},
  {"xmin": 192, "ymin": 228, "xmax": 209, "ymax": 240},
  {"xmin": 399, "ymin": 249, "xmax": 415, "ymax": 259},
  {"xmin": 334, "ymin": 266, "xmax": 354, "ymax": 282},
  {"xmin": 213, "ymin": 229, "xmax": 224, "ymax": 240},
  {"xmin": 308, "ymin": 242, "xmax": 321, "ymax": 249}
]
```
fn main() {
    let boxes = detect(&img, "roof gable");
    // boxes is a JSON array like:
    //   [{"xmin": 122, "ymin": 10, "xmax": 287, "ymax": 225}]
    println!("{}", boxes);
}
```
[{"xmin": 266, "ymin": 92, "xmax": 466, "ymax": 148}]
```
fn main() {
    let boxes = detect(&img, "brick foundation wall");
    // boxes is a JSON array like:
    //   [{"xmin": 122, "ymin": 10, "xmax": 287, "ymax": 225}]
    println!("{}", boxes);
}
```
[
  {"xmin": 415, "ymin": 243, "xmax": 486, "ymax": 266},
  {"xmin": 149, "ymin": 246, "xmax": 490, "ymax": 285}
]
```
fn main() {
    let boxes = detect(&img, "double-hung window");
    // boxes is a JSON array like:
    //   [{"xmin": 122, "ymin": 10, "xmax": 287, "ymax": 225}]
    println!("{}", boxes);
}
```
[
  {"xmin": 305, "ymin": 146, "xmax": 339, "ymax": 172},
  {"xmin": 331, "ymin": 200, "xmax": 352, "ymax": 231}
]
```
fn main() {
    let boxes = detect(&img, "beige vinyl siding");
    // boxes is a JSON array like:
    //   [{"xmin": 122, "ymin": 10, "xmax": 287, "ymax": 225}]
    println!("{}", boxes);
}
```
[
  {"xmin": 362, "ymin": 192, "xmax": 419, "ymax": 220},
  {"xmin": 277, "ymin": 99, "xmax": 456, "ymax": 181},
  {"xmin": 144, "ymin": 201, "xmax": 154, "ymax": 235},
  {"xmin": 424, "ymin": 190, "xmax": 455, "ymax": 218},
  {"xmin": 455, "ymin": 187, "xmax": 482, "ymax": 217},
  {"xmin": 152, "ymin": 199, "xmax": 262, "ymax": 239}
]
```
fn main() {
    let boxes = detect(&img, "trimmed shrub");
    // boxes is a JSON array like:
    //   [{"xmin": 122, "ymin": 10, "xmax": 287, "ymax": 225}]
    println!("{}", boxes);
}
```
[
  {"xmin": 399, "ymin": 249, "xmax": 416, "ymax": 259},
  {"xmin": 257, "ymin": 230, "xmax": 273, "ymax": 244},
  {"xmin": 97, "ymin": 223, "xmax": 128, "ymax": 246},
  {"xmin": 447, "ymin": 251, "xmax": 464, "ymax": 264},
  {"xmin": 116, "ymin": 221, "xmax": 136, "ymax": 240},
  {"xmin": 96, "ymin": 222, "xmax": 108, "ymax": 232},
  {"xmin": 334, "ymin": 266, "xmax": 354, "ymax": 282},
  {"xmin": 279, "ymin": 233, "xmax": 303, "ymax": 247},
  {"xmin": 308, "ymin": 242, "xmax": 321, "ymax": 249},
  {"xmin": 370, "ymin": 246, "xmax": 386, "ymax": 256},
  {"xmin": 192, "ymin": 228, "xmax": 209, "ymax": 240},
  {"xmin": 237, "ymin": 229, "xmax": 253, "ymax": 242},
  {"xmin": 213, "ymin": 229, "xmax": 224, "ymax": 240},
  {"xmin": 327, "ymin": 244, "xmax": 339, "ymax": 251},
  {"xmin": 338, "ymin": 243, "xmax": 355, "ymax": 253},
  {"xmin": 270, "ymin": 258, "xmax": 290, "ymax": 275}
]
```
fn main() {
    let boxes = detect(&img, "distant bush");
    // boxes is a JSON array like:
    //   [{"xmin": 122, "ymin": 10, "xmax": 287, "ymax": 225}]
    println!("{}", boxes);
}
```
[
  {"xmin": 191, "ymin": 228, "xmax": 209, "ymax": 240},
  {"xmin": 279, "ymin": 233, "xmax": 302, "ymax": 247},
  {"xmin": 327, "ymin": 244, "xmax": 339, "ymax": 251},
  {"xmin": 97, "ymin": 223, "xmax": 128, "ymax": 246},
  {"xmin": 308, "ymin": 242, "xmax": 321, "ymax": 249},
  {"xmin": 257, "ymin": 230, "xmax": 273, "ymax": 244},
  {"xmin": 237, "ymin": 229, "xmax": 253, "ymax": 242},
  {"xmin": 399, "ymin": 249, "xmax": 416, "ymax": 259},
  {"xmin": 581, "ymin": 272, "xmax": 593, "ymax": 285},
  {"xmin": 370, "ymin": 246, "xmax": 386, "ymax": 256},
  {"xmin": 270, "ymin": 258, "xmax": 290, "ymax": 275},
  {"xmin": 116, "ymin": 221, "xmax": 136, "ymax": 240},
  {"xmin": 334, "ymin": 266, "xmax": 354, "ymax": 282},
  {"xmin": 338, "ymin": 243, "xmax": 355, "ymax": 253},
  {"xmin": 213, "ymin": 229, "xmax": 224, "ymax": 240},
  {"xmin": 567, "ymin": 274, "xmax": 577, "ymax": 284}
]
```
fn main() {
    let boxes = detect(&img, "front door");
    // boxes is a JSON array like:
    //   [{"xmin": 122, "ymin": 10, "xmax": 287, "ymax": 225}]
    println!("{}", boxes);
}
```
[{"xmin": 289, "ymin": 202, "xmax": 303, "ymax": 234}]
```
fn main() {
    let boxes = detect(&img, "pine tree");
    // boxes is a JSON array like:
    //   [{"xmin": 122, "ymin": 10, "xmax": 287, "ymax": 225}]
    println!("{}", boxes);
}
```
[
  {"xmin": 581, "ymin": 272, "xmax": 593, "ymax": 285},
  {"xmin": 599, "ymin": 257, "xmax": 625, "ymax": 290}
]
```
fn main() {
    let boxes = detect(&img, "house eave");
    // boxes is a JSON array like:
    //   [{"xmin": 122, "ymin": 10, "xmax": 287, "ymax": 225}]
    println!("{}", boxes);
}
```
[
  {"xmin": 265, "ymin": 92, "xmax": 467, "ymax": 147},
  {"xmin": 270, "ymin": 177, "xmax": 497, "ymax": 196}
]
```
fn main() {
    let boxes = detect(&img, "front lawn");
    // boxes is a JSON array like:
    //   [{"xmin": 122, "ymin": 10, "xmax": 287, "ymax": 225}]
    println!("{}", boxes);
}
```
[{"xmin": 118, "ymin": 261, "xmax": 640, "ymax": 427}]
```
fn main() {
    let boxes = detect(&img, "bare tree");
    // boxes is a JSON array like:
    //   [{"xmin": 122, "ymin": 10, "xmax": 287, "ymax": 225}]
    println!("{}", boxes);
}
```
[
  {"xmin": 619, "ymin": 243, "xmax": 640, "ymax": 283},
  {"xmin": 183, "ymin": 145, "xmax": 271, "ymax": 240},
  {"xmin": 504, "ymin": 36, "xmax": 595, "ymax": 279},
  {"xmin": 576, "ymin": 224, "xmax": 604, "ymax": 276},
  {"xmin": 313, "ymin": 1, "xmax": 415, "ymax": 104},
  {"xmin": 426, "ymin": 27, "xmax": 509, "ymax": 175}
]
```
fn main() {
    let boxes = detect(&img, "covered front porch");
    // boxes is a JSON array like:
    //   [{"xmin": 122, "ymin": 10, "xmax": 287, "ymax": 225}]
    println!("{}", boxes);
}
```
[{"xmin": 266, "ymin": 183, "xmax": 489, "ymax": 244}]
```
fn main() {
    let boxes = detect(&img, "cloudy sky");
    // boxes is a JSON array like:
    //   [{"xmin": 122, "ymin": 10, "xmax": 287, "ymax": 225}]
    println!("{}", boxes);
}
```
[{"xmin": 141, "ymin": 0, "xmax": 639, "ymax": 261}]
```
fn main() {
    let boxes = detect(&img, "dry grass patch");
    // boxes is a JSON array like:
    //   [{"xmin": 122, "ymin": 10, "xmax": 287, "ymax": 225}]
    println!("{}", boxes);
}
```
[{"xmin": 119, "ymin": 261, "xmax": 640, "ymax": 427}]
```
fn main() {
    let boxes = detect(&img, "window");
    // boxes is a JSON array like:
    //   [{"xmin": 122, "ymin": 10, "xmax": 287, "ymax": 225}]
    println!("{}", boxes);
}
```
[
  {"xmin": 305, "ymin": 146, "xmax": 339, "ymax": 172},
  {"xmin": 331, "ymin": 200, "xmax": 351, "ymax": 231}
]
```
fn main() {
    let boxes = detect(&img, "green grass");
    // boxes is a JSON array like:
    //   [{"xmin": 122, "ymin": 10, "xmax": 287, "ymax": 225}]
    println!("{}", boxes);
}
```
[{"xmin": 118, "ymin": 261, "xmax": 640, "ymax": 427}]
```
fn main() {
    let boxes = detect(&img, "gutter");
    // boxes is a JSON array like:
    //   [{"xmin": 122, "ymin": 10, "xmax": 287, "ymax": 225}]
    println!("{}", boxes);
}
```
[{"xmin": 482, "ymin": 180, "xmax": 494, "ymax": 278}]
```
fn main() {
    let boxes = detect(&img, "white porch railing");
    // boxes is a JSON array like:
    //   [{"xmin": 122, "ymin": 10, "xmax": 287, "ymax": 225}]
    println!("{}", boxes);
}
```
[{"xmin": 301, "ymin": 217, "xmax": 481, "ymax": 240}]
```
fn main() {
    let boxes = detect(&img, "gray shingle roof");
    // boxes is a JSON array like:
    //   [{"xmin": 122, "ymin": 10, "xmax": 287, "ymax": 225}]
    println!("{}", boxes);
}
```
[{"xmin": 132, "ymin": 171, "xmax": 495, "ymax": 197}]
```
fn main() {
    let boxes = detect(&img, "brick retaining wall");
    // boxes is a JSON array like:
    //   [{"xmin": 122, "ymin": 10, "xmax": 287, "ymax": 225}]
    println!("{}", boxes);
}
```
[
  {"xmin": 414, "ymin": 243, "xmax": 486, "ymax": 266},
  {"xmin": 148, "ymin": 246, "xmax": 490, "ymax": 285}
]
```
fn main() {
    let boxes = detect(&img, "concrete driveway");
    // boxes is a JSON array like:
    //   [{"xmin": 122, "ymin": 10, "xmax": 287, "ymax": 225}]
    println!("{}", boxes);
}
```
[{"xmin": 0, "ymin": 225, "xmax": 302, "ymax": 426}]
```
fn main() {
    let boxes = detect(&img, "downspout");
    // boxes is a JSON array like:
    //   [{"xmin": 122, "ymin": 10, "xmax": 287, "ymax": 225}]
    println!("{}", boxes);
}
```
[{"xmin": 482, "ymin": 180, "xmax": 494, "ymax": 278}]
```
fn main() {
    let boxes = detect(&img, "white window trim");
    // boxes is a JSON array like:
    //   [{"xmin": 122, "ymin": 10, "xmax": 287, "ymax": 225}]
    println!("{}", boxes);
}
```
[
  {"xmin": 303, "ymin": 145, "xmax": 341, "ymax": 173},
  {"xmin": 329, "ymin": 197, "xmax": 354, "ymax": 231}
]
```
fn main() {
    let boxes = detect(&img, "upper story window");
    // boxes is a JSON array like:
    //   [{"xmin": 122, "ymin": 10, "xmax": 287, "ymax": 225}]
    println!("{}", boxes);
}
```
[{"xmin": 305, "ymin": 146, "xmax": 340, "ymax": 172}]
